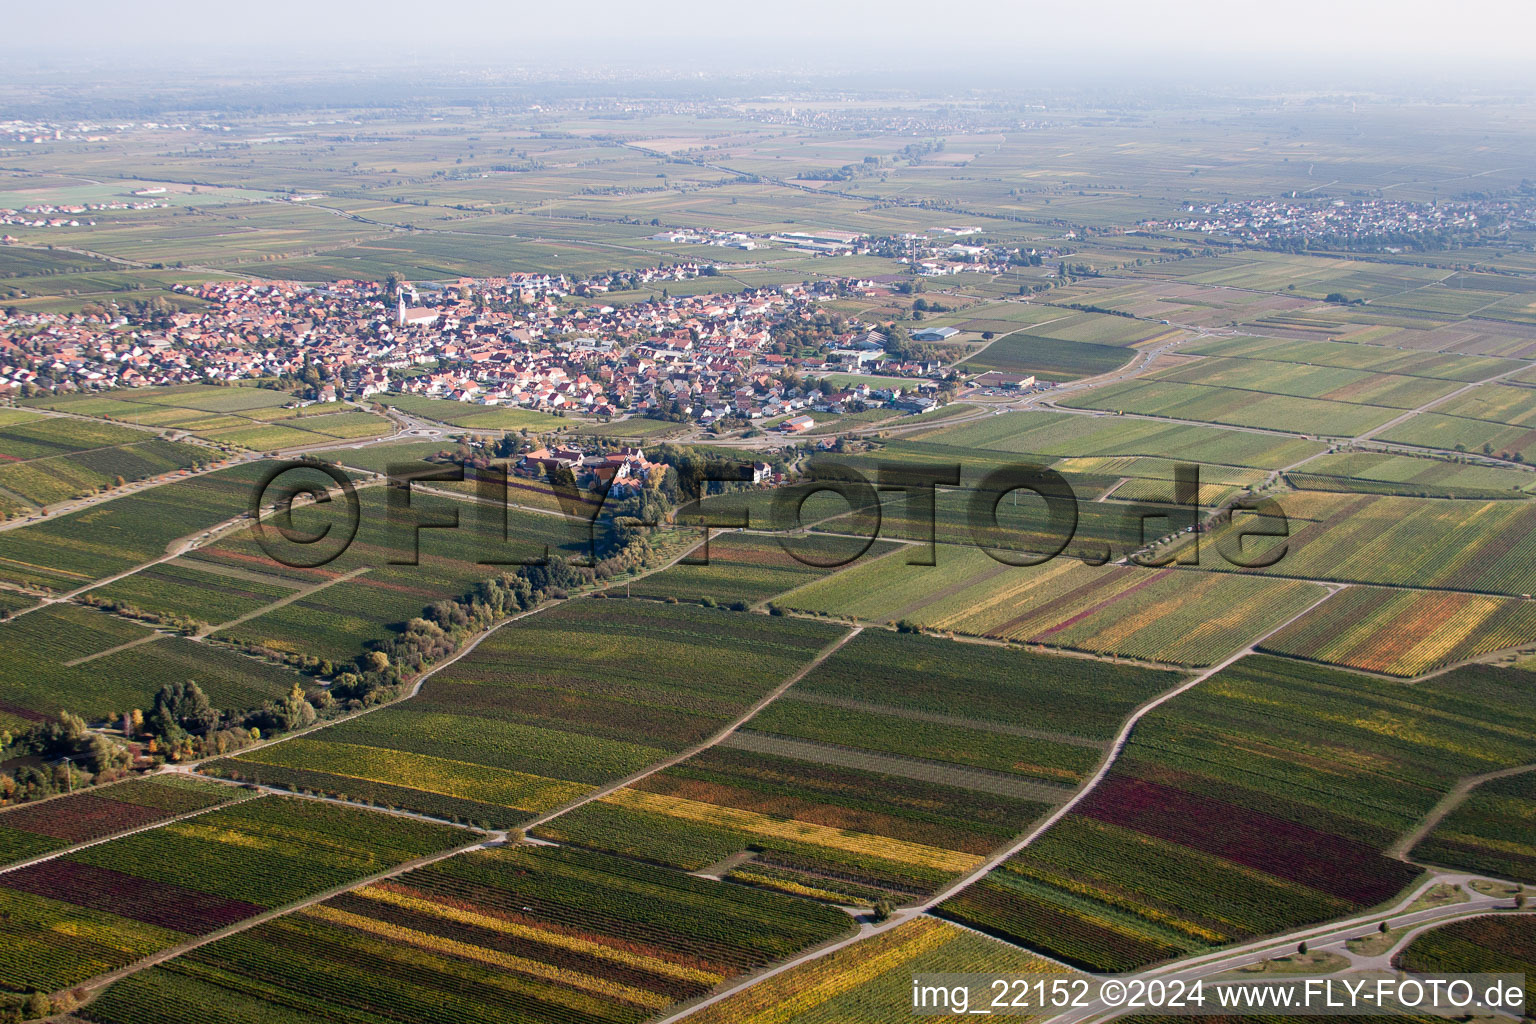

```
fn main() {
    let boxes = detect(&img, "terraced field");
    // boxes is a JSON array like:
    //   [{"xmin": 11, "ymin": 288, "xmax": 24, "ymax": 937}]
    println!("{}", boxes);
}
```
[
  {"xmin": 0, "ymin": 797, "xmax": 464, "ymax": 993},
  {"xmin": 533, "ymin": 630, "xmax": 1171, "ymax": 901},
  {"xmin": 78, "ymin": 844, "xmax": 852, "ymax": 1024},
  {"xmin": 934, "ymin": 656, "xmax": 1536, "ymax": 971},
  {"xmin": 211, "ymin": 601, "xmax": 846, "ymax": 827}
]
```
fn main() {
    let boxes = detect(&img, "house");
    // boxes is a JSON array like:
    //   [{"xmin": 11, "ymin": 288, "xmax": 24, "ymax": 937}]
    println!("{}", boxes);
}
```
[{"xmin": 781, "ymin": 414, "xmax": 816, "ymax": 434}]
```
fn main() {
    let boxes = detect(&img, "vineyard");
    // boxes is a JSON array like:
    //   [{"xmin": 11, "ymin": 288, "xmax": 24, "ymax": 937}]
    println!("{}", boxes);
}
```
[
  {"xmin": 193, "ymin": 486, "xmax": 590, "ymax": 661},
  {"xmin": 0, "ymin": 796, "xmax": 465, "ymax": 992},
  {"xmin": 1200, "ymin": 492, "xmax": 1536, "ymax": 597},
  {"xmin": 216, "ymin": 602, "xmax": 845, "ymax": 827},
  {"xmin": 685, "ymin": 916, "xmax": 1073, "ymax": 1024},
  {"xmin": 1286, "ymin": 450, "xmax": 1533, "ymax": 499},
  {"xmin": 0, "ymin": 411, "xmax": 210, "ymax": 511},
  {"xmin": 28, "ymin": 384, "xmax": 393, "ymax": 450},
  {"xmin": 0, "ymin": 460, "xmax": 288, "ymax": 589},
  {"xmin": 1059, "ymin": 378, "xmax": 1400, "ymax": 436},
  {"xmin": 0, "ymin": 604, "xmax": 308, "ymax": 721},
  {"xmin": 1410, "ymin": 770, "xmax": 1536, "ymax": 883},
  {"xmin": 913, "ymin": 411, "xmax": 1327, "ymax": 469},
  {"xmin": 782, "ymin": 543, "xmax": 1325, "ymax": 666},
  {"xmin": 627, "ymin": 532, "xmax": 899, "ymax": 605},
  {"xmin": 78, "ymin": 844, "xmax": 852, "ymax": 1024},
  {"xmin": 531, "ymin": 630, "xmax": 1167, "ymax": 902},
  {"xmin": 0, "ymin": 776, "xmax": 237, "ymax": 867},
  {"xmin": 1394, "ymin": 916, "xmax": 1536, "ymax": 1011},
  {"xmin": 934, "ymin": 656, "xmax": 1536, "ymax": 971},
  {"xmin": 1259, "ymin": 585, "xmax": 1536, "ymax": 677}
]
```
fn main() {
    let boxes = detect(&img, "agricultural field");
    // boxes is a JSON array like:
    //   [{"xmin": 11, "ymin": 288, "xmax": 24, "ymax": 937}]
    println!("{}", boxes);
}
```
[
  {"xmin": 0, "ymin": 776, "xmax": 239, "ymax": 867},
  {"xmin": 0, "ymin": 603, "xmax": 308, "ymax": 724},
  {"xmin": 0, "ymin": 796, "xmax": 465, "ymax": 994},
  {"xmin": 1144, "ymin": 355, "xmax": 1465, "ymax": 409},
  {"xmin": 212, "ymin": 601, "xmax": 846, "ymax": 827},
  {"xmin": 1409, "ymin": 770, "xmax": 1536, "ymax": 883},
  {"xmin": 1060, "ymin": 378, "xmax": 1401, "ymax": 437},
  {"xmin": 79, "ymin": 844, "xmax": 853, "ymax": 1024},
  {"xmin": 187, "ymin": 484, "xmax": 591, "ymax": 662},
  {"xmin": 780, "ymin": 542, "xmax": 1325, "ymax": 666},
  {"xmin": 626, "ymin": 532, "xmax": 900, "ymax": 605},
  {"xmin": 1286, "ymin": 451, "xmax": 1535, "ymax": 499},
  {"xmin": 683, "ymin": 916, "xmax": 1072, "ymax": 1024},
  {"xmin": 0, "ymin": 460, "xmax": 286, "ymax": 590},
  {"xmin": 1258, "ymin": 585, "xmax": 1536, "ymax": 677},
  {"xmin": 935, "ymin": 656, "xmax": 1536, "ymax": 971},
  {"xmin": 1377, "ymin": 409, "xmax": 1536, "ymax": 463},
  {"xmin": 28, "ymin": 385, "xmax": 393, "ymax": 450},
  {"xmin": 913, "ymin": 410, "xmax": 1327, "ymax": 469},
  {"xmin": 533, "ymin": 630, "xmax": 1169, "ymax": 901},
  {"xmin": 1394, "ymin": 916, "xmax": 1536, "ymax": 1012},
  {"xmin": 1182, "ymin": 333, "xmax": 1524, "ymax": 382},
  {"xmin": 1197, "ymin": 492, "xmax": 1536, "ymax": 597},
  {"xmin": 0, "ymin": 411, "xmax": 210, "ymax": 513}
]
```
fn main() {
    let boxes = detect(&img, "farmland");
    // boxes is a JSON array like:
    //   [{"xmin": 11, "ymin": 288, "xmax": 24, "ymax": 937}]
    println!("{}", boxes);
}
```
[
  {"xmin": 532, "ymin": 630, "xmax": 1170, "ymax": 900},
  {"xmin": 0, "ymin": 776, "xmax": 239, "ymax": 867},
  {"xmin": 683, "ymin": 916, "xmax": 1072, "ymax": 1024},
  {"xmin": 28, "ymin": 385, "xmax": 392, "ymax": 450},
  {"xmin": 213, "ymin": 601, "xmax": 846, "ymax": 827},
  {"xmin": 935, "ymin": 656, "xmax": 1536, "ymax": 971},
  {"xmin": 0, "ymin": 603, "xmax": 309, "ymax": 722},
  {"xmin": 1258, "ymin": 585, "xmax": 1536, "ymax": 677},
  {"xmin": 1197, "ymin": 492, "xmax": 1536, "ymax": 597},
  {"xmin": 780, "ymin": 542, "xmax": 1326, "ymax": 666},
  {"xmin": 0, "ymin": 460, "xmax": 288, "ymax": 590},
  {"xmin": 626, "ymin": 532, "xmax": 900, "ymax": 605},
  {"xmin": 79, "ymin": 844, "xmax": 852, "ymax": 1024},
  {"xmin": 1059, "ymin": 378, "xmax": 1402, "ymax": 436},
  {"xmin": 1410, "ymin": 770, "xmax": 1536, "ymax": 883},
  {"xmin": 914, "ymin": 411, "xmax": 1327, "ymax": 469},
  {"xmin": 0, "ymin": 796, "xmax": 464, "ymax": 993},
  {"xmin": 1394, "ymin": 916, "xmax": 1536, "ymax": 1012},
  {"xmin": 0, "ymin": 411, "xmax": 210, "ymax": 513}
]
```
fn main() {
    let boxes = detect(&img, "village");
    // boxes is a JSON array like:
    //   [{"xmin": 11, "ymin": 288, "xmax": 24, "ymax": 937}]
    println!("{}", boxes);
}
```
[{"xmin": 0, "ymin": 261, "xmax": 962, "ymax": 427}]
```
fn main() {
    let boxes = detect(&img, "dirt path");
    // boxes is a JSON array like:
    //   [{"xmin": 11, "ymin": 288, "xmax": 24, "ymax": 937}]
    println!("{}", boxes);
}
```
[
  {"xmin": 1388, "ymin": 761, "xmax": 1536, "ymax": 860},
  {"xmin": 519, "ymin": 625, "xmax": 863, "ymax": 832},
  {"xmin": 658, "ymin": 584, "xmax": 1339, "ymax": 1023},
  {"xmin": 198, "ymin": 565, "xmax": 372, "ymax": 638}
]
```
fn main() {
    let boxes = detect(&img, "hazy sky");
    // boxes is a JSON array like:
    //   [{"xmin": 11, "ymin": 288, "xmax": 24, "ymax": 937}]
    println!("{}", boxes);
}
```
[{"xmin": 13, "ymin": 0, "xmax": 1536, "ymax": 73}]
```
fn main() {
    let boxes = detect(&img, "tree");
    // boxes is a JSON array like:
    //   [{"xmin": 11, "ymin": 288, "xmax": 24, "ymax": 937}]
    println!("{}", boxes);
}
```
[{"xmin": 149, "ymin": 680, "xmax": 218, "ymax": 740}]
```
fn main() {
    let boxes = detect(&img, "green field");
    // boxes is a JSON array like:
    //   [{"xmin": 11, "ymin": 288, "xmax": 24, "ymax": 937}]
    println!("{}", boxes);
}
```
[
  {"xmin": 213, "ymin": 601, "xmax": 847, "ymax": 827},
  {"xmin": 936, "ymin": 656, "xmax": 1536, "ymax": 971}
]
